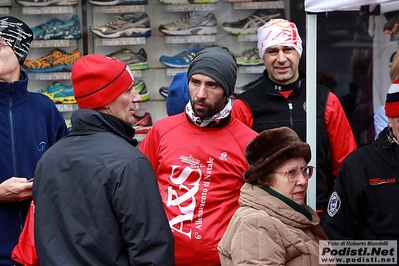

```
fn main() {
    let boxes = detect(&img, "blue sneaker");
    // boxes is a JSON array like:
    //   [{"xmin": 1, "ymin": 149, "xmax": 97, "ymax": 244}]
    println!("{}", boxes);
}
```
[
  {"xmin": 159, "ymin": 44, "xmax": 200, "ymax": 68},
  {"xmin": 31, "ymin": 15, "xmax": 81, "ymax": 40},
  {"xmin": 52, "ymin": 85, "xmax": 76, "ymax": 104},
  {"xmin": 38, "ymin": 82, "xmax": 75, "ymax": 104},
  {"xmin": 38, "ymin": 82, "xmax": 65, "ymax": 100},
  {"xmin": 91, "ymin": 13, "xmax": 151, "ymax": 38}
]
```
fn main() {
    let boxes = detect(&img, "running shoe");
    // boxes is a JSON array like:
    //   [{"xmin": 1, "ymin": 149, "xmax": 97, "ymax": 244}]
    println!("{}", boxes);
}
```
[
  {"xmin": 16, "ymin": 0, "xmax": 77, "ymax": 6},
  {"xmin": 234, "ymin": 76, "xmax": 263, "ymax": 95},
  {"xmin": 38, "ymin": 82, "xmax": 65, "ymax": 100},
  {"xmin": 224, "ymin": 0, "xmax": 270, "ymax": 2},
  {"xmin": 384, "ymin": 13, "xmax": 399, "ymax": 34},
  {"xmin": 52, "ymin": 85, "xmax": 76, "ymax": 104},
  {"xmin": 31, "ymin": 15, "xmax": 81, "ymax": 40},
  {"xmin": 158, "ymin": 12, "xmax": 217, "ymax": 36},
  {"xmin": 134, "ymin": 79, "xmax": 150, "ymax": 102},
  {"xmin": 88, "ymin": 0, "xmax": 148, "ymax": 5},
  {"xmin": 187, "ymin": 0, "xmax": 217, "ymax": 3},
  {"xmin": 0, "ymin": 0, "xmax": 11, "ymax": 6},
  {"xmin": 107, "ymin": 48, "xmax": 148, "ymax": 70},
  {"xmin": 133, "ymin": 111, "xmax": 153, "ymax": 136},
  {"xmin": 159, "ymin": 44, "xmax": 200, "ymax": 68},
  {"xmin": 91, "ymin": 13, "xmax": 151, "ymax": 38},
  {"xmin": 157, "ymin": 0, "xmax": 190, "ymax": 4},
  {"xmin": 65, "ymin": 119, "xmax": 72, "ymax": 131},
  {"xmin": 159, "ymin": 86, "xmax": 168, "ymax": 98},
  {"xmin": 222, "ymin": 10, "xmax": 282, "ymax": 35},
  {"xmin": 235, "ymin": 48, "xmax": 263, "ymax": 66},
  {"xmin": 23, "ymin": 48, "xmax": 82, "ymax": 73}
]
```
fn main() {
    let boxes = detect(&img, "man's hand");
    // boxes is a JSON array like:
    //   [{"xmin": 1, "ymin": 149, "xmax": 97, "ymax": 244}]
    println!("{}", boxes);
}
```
[{"xmin": 0, "ymin": 177, "xmax": 33, "ymax": 202}]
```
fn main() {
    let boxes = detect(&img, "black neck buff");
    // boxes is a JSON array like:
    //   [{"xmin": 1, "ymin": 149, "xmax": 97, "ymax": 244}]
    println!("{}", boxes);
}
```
[{"xmin": 271, "ymin": 76, "xmax": 304, "ymax": 91}]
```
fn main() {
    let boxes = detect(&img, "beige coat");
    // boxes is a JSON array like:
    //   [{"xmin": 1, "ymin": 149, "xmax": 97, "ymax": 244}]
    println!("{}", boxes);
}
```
[{"xmin": 218, "ymin": 183, "xmax": 333, "ymax": 266}]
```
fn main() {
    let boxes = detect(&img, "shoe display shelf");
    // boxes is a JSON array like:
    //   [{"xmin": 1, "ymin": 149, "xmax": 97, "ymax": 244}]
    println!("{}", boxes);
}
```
[
  {"xmin": 8, "ymin": 0, "xmax": 84, "ymax": 121},
  {"xmin": 84, "ymin": 0, "xmax": 289, "ymax": 124}
]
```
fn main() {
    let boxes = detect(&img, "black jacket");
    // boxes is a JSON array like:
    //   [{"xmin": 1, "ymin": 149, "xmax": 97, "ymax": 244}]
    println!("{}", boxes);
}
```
[
  {"xmin": 32, "ymin": 109, "xmax": 175, "ymax": 266},
  {"xmin": 324, "ymin": 126, "xmax": 399, "ymax": 242},
  {"xmin": 235, "ymin": 70, "xmax": 331, "ymax": 213}
]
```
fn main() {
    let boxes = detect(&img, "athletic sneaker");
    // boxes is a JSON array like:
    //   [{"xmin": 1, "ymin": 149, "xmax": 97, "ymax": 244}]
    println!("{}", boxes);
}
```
[
  {"xmin": 38, "ymin": 82, "xmax": 65, "ymax": 100},
  {"xmin": 107, "ymin": 48, "xmax": 148, "ymax": 70},
  {"xmin": 224, "ymin": 0, "xmax": 270, "ymax": 3},
  {"xmin": 159, "ymin": 44, "xmax": 200, "ymax": 68},
  {"xmin": 91, "ymin": 13, "xmax": 151, "ymax": 38},
  {"xmin": 31, "ymin": 15, "xmax": 81, "ymax": 40},
  {"xmin": 157, "ymin": 0, "xmax": 190, "ymax": 4},
  {"xmin": 234, "ymin": 76, "xmax": 263, "ymax": 95},
  {"xmin": 133, "ymin": 111, "xmax": 153, "ymax": 138},
  {"xmin": 0, "ymin": 0, "xmax": 11, "ymax": 7},
  {"xmin": 235, "ymin": 48, "xmax": 263, "ymax": 66},
  {"xmin": 384, "ymin": 13, "xmax": 399, "ymax": 34},
  {"xmin": 187, "ymin": 0, "xmax": 217, "ymax": 3},
  {"xmin": 159, "ymin": 86, "xmax": 168, "ymax": 98},
  {"xmin": 88, "ymin": 0, "xmax": 148, "ymax": 5},
  {"xmin": 16, "ymin": 0, "xmax": 77, "ymax": 6},
  {"xmin": 159, "ymin": 12, "xmax": 217, "ymax": 36},
  {"xmin": 23, "ymin": 48, "xmax": 82, "ymax": 73},
  {"xmin": 134, "ymin": 79, "xmax": 150, "ymax": 102},
  {"xmin": 222, "ymin": 10, "xmax": 282, "ymax": 35},
  {"xmin": 52, "ymin": 85, "xmax": 76, "ymax": 104}
]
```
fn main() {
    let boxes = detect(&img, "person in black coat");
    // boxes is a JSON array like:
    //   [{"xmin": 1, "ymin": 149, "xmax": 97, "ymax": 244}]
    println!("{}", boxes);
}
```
[{"xmin": 32, "ymin": 54, "xmax": 175, "ymax": 266}]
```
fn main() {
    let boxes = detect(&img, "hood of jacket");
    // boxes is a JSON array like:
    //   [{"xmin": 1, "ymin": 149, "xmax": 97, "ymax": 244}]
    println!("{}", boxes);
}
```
[{"xmin": 70, "ymin": 109, "xmax": 137, "ymax": 146}]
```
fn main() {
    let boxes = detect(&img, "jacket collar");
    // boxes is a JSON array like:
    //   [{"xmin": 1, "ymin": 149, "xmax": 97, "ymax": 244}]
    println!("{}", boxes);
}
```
[
  {"xmin": 70, "ymin": 109, "xmax": 138, "ymax": 146},
  {"xmin": 0, "ymin": 70, "xmax": 29, "ymax": 106}
]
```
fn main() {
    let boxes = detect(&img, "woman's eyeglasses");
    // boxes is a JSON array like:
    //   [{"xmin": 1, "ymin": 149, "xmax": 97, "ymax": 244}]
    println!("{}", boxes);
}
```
[{"xmin": 274, "ymin": 166, "xmax": 314, "ymax": 182}]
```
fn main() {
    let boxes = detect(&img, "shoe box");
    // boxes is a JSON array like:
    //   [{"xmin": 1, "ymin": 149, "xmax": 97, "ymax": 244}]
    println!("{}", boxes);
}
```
[{"xmin": 5, "ymin": 0, "xmax": 289, "ymax": 124}]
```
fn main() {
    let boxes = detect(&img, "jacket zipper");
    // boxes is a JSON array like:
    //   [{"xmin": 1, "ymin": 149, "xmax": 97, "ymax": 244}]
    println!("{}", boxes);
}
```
[
  {"xmin": 288, "ymin": 101, "xmax": 294, "ymax": 128},
  {"xmin": 9, "ymin": 85, "xmax": 23, "ymax": 230},
  {"xmin": 9, "ymin": 86, "xmax": 17, "ymax": 175}
]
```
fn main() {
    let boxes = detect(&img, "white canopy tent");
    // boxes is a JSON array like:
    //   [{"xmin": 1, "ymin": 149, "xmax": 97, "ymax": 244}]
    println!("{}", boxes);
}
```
[{"xmin": 304, "ymin": 0, "xmax": 399, "ymax": 210}]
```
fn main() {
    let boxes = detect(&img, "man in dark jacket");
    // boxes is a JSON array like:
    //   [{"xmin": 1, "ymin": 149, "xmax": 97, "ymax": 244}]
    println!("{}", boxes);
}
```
[
  {"xmin": 232, "ymin": 18, "xmax": 357, "ymax": 219},
  {"xmin": 0, "ymin": 16, "xmax": 68, "ymax": 266},
  {"xmin": 32, "ymin": 54, "xmax": 175, "ymax": 265},
  {"xmin": 324, "ymin": 78, "xmax": 399, "ymax": 259}
]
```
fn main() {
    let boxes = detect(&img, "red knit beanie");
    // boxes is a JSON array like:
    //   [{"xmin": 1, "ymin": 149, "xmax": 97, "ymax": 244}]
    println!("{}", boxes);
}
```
[
  {"xmin": 72, "ymin": 54, "xmax": 134, "ymax": 109},
  {"xmin": 385, "ymin": 77, "xmax": 399, "ymax": 117}
]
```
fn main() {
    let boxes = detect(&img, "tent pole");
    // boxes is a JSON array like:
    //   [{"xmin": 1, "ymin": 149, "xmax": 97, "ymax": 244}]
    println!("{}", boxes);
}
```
[{"xmin": 306, "ymin": 13, "xmax": 318, "ymax": 211}]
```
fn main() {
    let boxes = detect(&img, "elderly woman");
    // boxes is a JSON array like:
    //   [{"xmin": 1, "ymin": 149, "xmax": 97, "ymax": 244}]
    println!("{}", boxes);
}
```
[{"xmin": 218, "ymin": 126, "xmax": 332, "ymax": 265}]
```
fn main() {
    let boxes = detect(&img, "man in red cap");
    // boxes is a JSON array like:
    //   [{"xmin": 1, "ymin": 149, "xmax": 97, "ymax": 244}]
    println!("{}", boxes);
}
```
[{"xmin": 32, "ymin": 54, "xmax": 175, "ymax": 265}]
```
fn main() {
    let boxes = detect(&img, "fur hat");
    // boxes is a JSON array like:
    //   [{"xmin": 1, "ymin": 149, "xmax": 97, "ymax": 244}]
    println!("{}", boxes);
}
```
[
  {"xmin": 166, "ymin": 72, "xmax": 190, "ymax": 116},
  {"xmin": 0, "ymin": 16, "xmax": 33, "ymax": 65},
  {"xmin": 244, "ymin": 126, "xmax": 311, "ymax": 184},
  {"xmin": 385, "ymin": 77, "xmax": 399, "ymax": 117},
  {"xmin": 257, "ymin": 18, "xmax": 302, "ymax": 60},
  {"xmin": 72, "ymin": 54, "xmax": 134, "ymax": 109}
]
